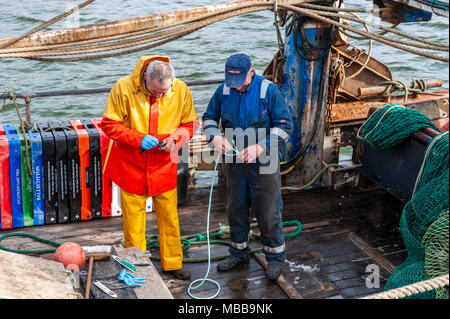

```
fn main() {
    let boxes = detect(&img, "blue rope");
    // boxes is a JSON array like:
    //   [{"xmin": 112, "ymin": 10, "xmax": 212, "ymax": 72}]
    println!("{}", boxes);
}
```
[
  {"xmin": 187, "ymin": 141, "xmax": 239, "ymax": 299},
  {"xmin": 430, "ymin": 0, "xmax": 449, "ymax": 11},
  {"xmin": 430, "ymin": 0, "xmax": 449, "ymax": 15}
]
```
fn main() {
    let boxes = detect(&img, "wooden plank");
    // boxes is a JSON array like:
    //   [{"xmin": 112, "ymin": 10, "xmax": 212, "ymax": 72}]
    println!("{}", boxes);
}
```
[
  {"xmin": 348, "ymin": 232, "xmax": 396, "ymax": 274},
  {"xmin": 254, "ymin": 253, "xmax": 304, "ymax": 299}
]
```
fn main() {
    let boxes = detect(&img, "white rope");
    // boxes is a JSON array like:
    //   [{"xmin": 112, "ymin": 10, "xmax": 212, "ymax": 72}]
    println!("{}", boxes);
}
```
[
  {"xmin": 412, "ymin": 131, "xmax": 449, "ymax": 197},
  {"xmin": 361, "ymin": 274, "xmax": 449, "ymax": 299}
]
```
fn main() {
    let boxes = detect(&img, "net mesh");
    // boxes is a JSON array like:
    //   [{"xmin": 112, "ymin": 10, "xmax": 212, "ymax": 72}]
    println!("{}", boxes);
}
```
[
  {"xmin": 423, "ymin": 211, "xmax": 449, "ymax": 299},
  {"xmin": 359, "ymin": 104, "xmax": 440, "ymax": 150},
  {"xmin": 360, "ymin": 104, "xmax": 448, "ymax": 299}
]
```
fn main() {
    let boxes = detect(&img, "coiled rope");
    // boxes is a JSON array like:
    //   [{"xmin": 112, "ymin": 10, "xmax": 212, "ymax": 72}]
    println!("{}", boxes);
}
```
[{"xmin": 145, "ymin": 220, "xmax": 302, "ymax": 262}]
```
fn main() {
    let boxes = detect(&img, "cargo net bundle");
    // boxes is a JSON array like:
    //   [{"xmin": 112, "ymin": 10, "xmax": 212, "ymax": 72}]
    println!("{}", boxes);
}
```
[{"xmin": 359, "ymin": 104, "xmax": 449, "ymax": 299}]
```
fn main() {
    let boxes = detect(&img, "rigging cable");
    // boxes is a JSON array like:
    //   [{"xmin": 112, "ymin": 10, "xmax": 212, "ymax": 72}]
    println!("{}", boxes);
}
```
[{"xmin": 0, "ymin": 1, "xmax": 448, "ymax": 62}]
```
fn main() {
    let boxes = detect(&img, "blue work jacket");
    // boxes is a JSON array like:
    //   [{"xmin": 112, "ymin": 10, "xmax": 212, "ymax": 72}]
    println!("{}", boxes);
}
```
[{"xmin": 202, "ymin": 74, "xmax": 293, "ymax": 153}]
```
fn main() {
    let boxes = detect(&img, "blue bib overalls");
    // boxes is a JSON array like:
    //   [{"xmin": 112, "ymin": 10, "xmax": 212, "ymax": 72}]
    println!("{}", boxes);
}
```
[{"xmin": 203, "ymin": 74, "xmax": 293, "ymax": 264}]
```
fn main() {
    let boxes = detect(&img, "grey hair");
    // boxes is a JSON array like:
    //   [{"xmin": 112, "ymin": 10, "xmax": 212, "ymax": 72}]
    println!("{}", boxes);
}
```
[{"xmin": 146, "ymin": 60, "xmax": 175, "ymax": 83}]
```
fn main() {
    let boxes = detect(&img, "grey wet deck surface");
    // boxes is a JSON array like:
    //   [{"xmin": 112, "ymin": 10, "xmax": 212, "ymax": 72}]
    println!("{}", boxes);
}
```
[
  {"xmin": 154, "ymin": 184, "xmax": 406, "ymax": 299},
  {"xmin": 0, "ymin": 182, "xmax": 406, "ymax": 299}
]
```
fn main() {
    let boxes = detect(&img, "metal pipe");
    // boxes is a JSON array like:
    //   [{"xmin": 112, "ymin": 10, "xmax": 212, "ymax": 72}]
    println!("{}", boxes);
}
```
[
  {"xmin": 358, "ymin": 79, "xmax": 443, "ymax": 97},
  {"xmin": 23, "ymin": 95, "xmax": 33, "ymax": 124},
  {"xmin": 0, "ymin": 79, "xmax": 223, "ymax": 100},
  {"xmin": 411, "ymin": 129, "xmax": 434, "ymax": 145}
]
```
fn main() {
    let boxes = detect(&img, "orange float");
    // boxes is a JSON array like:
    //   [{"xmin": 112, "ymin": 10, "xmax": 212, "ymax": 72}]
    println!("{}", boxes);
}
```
[{"xmin": 54, "ymin": 242, "xmax": 86, "ymax": 271}]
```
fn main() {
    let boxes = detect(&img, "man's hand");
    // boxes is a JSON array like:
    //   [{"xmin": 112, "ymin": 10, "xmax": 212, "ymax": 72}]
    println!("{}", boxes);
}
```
[
  {"xmin": 141, "ymin": 135, "xmax": 159, "ymax": 150},
  {"xmin": 159, "ymin": 137, "xmax": 176, "ymax": 153},
  {"xmin": 212, "ymin": 136, "xmax": 233, "ymax": 154},
  {"xmin": 238, "ymin": 144, "xmax": 264, "ymax": 163}
]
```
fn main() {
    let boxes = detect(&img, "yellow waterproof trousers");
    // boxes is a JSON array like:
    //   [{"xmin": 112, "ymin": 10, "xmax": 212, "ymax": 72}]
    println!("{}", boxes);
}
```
[{"xmin": 120, "ymin": 187, "xmax": 183, "ymax": 271}]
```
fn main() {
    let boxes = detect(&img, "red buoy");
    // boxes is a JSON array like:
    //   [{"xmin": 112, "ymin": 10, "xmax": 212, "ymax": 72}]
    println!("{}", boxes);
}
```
[{"xmin": 54, "ymin": 242, "xmax": 86, "ymax": 272}]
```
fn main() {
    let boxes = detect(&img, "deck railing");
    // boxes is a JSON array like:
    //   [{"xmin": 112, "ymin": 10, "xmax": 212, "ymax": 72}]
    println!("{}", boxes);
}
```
[{"xmin": 0, "ymin": 79, "xmax": 223, "ymax": 123}]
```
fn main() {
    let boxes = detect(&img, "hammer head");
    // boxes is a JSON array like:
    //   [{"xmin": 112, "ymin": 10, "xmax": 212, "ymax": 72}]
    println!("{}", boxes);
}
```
[
  {"xmin": 83, "ymin": 245, "xmax": 112, "ymax": 261},
  {"xmin": 41, "ymin": 245, "xmax": 112, "ymax": 262},
  {"xmin": 86, "ymin": 252, "xmax": 111, "ymax": 261}
]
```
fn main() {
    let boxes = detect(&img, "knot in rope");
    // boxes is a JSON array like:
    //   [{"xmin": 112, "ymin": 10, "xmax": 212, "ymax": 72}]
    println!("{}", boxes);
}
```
[
  {"xmin": 195, "ymin": 233, "xmax": 207, "ymax": 241},
  {"xmin": 1, "ymin": 88, "xmax": 34, "ymax": 175},
  {"xmin": 219, "ymin": 224, "xmax": 230, "ymax": 238},
  {"xmin": 379, "ymin": 78, "xmax": 441, "ymax": 103}
]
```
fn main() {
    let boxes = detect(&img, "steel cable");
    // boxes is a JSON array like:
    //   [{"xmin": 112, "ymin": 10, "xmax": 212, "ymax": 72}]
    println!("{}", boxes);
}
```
[{"xmin": 0, "ymin": 1, "xmax": 447, "ymax": 62}]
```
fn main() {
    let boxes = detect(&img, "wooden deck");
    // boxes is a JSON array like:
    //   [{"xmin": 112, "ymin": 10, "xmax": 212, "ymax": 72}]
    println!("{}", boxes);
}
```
[{"xmin": 0, "ymin": 177, "xmax": 407, "ymax": 299}]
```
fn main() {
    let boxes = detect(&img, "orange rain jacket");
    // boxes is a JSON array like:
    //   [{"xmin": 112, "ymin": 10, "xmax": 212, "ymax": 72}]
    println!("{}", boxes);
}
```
[{"xmin": 101, "ymin": 56, "xmax": 199, "ymax": 197}]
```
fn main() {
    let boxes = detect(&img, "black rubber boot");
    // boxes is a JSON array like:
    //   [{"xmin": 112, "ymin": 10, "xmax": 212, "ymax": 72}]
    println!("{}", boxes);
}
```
[
  {"xmin": 217, "ymin": 256, "xmax": 249, "ymax": 272},
  {"xmin": 167, "ymin": 268, "xmax": 191, "ymax": 280},
  {"xmin": 265, "ymin": 263, "xmax": 281, "ymax": 280}
]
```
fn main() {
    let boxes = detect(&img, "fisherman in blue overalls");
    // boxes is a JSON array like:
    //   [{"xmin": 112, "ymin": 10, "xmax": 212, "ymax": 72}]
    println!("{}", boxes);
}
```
[{"xmin": 202, "ymin": 53, "xmax": 293, "ymax": 280}]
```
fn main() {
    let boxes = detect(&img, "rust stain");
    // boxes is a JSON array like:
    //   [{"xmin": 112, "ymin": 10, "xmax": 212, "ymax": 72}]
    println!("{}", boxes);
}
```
[{"xmin": 329, "ymin": 91, "xmax": 449, "ymax": 124}]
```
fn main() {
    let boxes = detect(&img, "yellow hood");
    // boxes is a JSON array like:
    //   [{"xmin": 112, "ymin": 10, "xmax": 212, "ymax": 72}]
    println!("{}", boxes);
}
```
[{"xmin": 132, "ymin": 55, "xmax": 171, "ymax": 95}]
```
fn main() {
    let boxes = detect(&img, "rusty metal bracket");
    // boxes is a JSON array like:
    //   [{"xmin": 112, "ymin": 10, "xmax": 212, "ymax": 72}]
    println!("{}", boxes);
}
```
[{"xmin": 22, "ymin": 94, "xmax": 35, "ymax": 124}]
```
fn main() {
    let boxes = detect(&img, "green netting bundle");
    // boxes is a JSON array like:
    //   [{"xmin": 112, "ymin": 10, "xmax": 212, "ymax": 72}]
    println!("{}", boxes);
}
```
[
  {"xmin": 358, "ymin": 104, "xmax": 440, "ymax": 150},
  {"xmin": 360, "ymin": 105, "xmax": 448, "ymax": 299},
  {"xmin": 423, "ymin": 211, "xmax": 449, "ymax": 299},
  {"xmin": 414, "ymin": 132, "xmax": 449, "ymax": 194},
  {"xmin": 398, "ymin": 206, "xmax": 425, "ymax": 263},
  {"xmin": 389, "ymin": 132, "xmax": 449, "ymax": 299},
  {"xmin": 384, "ymin": 260, "xmax": 435, "ymax": 299},
  {"xmin": 404, "ymin": 170, "xmax": 449, "ymax": 245}
]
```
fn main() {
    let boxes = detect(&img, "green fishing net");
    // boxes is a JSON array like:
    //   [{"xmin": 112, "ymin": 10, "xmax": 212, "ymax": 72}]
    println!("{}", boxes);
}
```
[
  {"xmin": 423, "ymin": 211, "xmax": 449, "ymax": 299},
  {"xmin": 359, "ymin": 104, "xmax": 440, "ymax": 150},
  {"xmin": 361, "ymin": 104, "xmax": 448, "ymax": 299}
]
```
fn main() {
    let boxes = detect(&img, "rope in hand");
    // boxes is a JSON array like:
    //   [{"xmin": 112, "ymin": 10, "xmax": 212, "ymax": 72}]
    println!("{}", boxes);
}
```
[{"xmin": 187, "ymin": 141, "xmax": 239, "ymax": 299}]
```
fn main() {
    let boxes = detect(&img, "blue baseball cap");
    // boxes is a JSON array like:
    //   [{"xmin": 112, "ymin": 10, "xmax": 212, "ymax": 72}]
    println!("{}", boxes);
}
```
[{"xmin": 225, "ymin": 53, "xmax": 251, "ymax": 88}]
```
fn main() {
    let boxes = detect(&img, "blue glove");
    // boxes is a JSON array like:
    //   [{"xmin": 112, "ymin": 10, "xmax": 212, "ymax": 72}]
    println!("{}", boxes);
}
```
[
  {"xmin": 118, "ymin": 269, "xmax": 146, "ymax": 287},
  {"xmin": 141, "ymin": 135, "xmax": 159, "ymax": 150}
]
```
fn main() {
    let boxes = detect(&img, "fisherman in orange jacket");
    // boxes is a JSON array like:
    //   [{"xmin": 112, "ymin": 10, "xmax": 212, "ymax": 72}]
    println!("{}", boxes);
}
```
[{"xmin": 101, "ymin": 56, "xmax": 199, "ymax": 280}]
